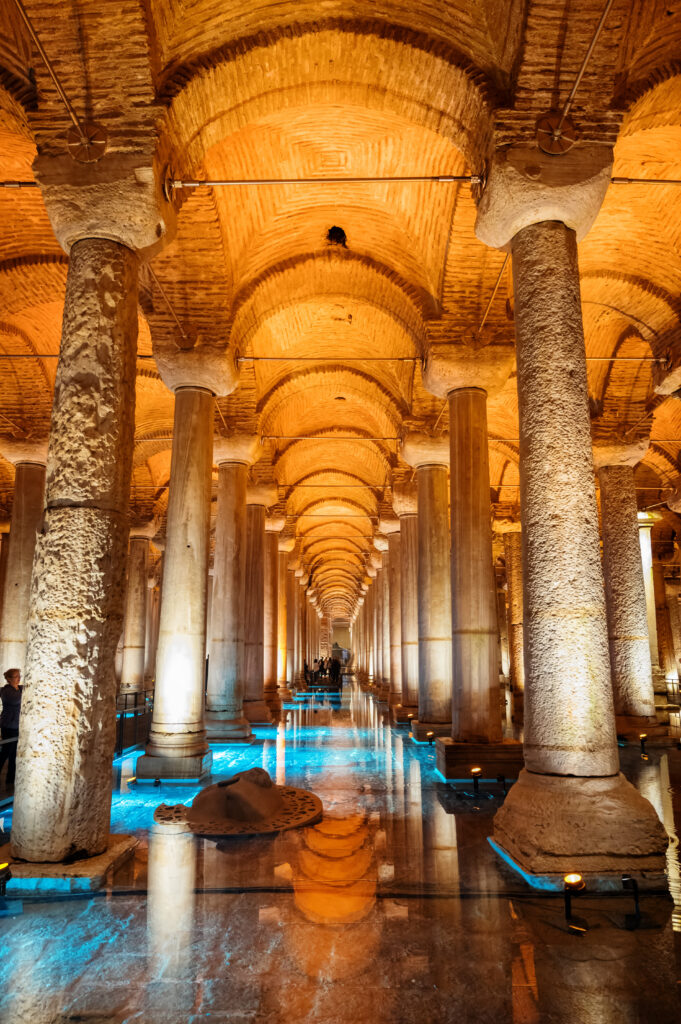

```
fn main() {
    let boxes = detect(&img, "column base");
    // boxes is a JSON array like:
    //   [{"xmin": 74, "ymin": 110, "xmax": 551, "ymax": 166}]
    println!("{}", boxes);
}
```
[
  {"xmin": 615, "ymin": 715, "xmax": 671, "ymax": 744},
  {"xmin": 390, "ymin": 703, "xmax": 418, "ymax": 725},
  {"xmin": 490, "ymin": 768, "xmax": 668, "ymax": 890},
  {"xmin": 436, "ymin": 738, "xmax": 524, "ymax": 780},
  {"xmin": 278, "ymin": 683, "xmax": 293, "ymax": 700},
  {"xmin": 205, "ymin": 715, "xmax": 254, "ymax": 742},
  {"xmin": 136, "ymin": 749, "xmax": 213, "ymax": 781},
  {"xmin": 410, "ymin": 719, "xmax": 451, "ymax": 743},
  {"xmin": 243, "ymin": 699, "xmax": 274, "ymax": 724},
  {"xmin": 1, "ymin": 835, "xmax": 137, "ymax": 896}
]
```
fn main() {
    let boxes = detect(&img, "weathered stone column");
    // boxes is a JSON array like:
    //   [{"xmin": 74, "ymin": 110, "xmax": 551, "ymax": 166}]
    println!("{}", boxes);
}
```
[
  {"xmin": 12, "ymin": 239, "xmax": 139, "ymax": 861},
  {"xmin": 264, "ymin": 516, "xmax": 284, "ymax": 705},
  {"xmin": 653, "ymin": 558, "xmax": 677, "ymax": 685},
  {"xmin": 243, "ymin": 483, "xmax": 277, "ymax": 723},
  {"xmin": 205, "ymin": 436, "xmax": 259, "ymax": 740},
  {"xmin": 279, "ymin": 537, "xmax": 295, "ymax": 699},
  {"xmin": 144, "ymin": 573, "xmax": 160, "ymax": 683},
  {"xmin": 476, "ymin": 146, "xmax": 666, "ymax": 881},
  {"xmin": 296, "ymin": 573, "xmax": 308, "ymax": 684},
  {"xmin": 638, "ymin": 514, "xmax": 666, "ymax": 697},
  {"xmin": 120, "ymin": 522, "xmax": 155, "ymax": 694},
  {"xmin": 0, "ymin": 442, "xmax": 47, "ymax": 674},
  {"xmin": 664, "ymin": 576, "xmax": 681, "ymax": 684},
  {"xmin": 393, "ymin": 483, "xmax": 419, "ymax": 710},
  {"xmin": 594, "ymin": 447, "xmax": 657, "ymax": 728},
  {"xmin": 497, "ymin": 521, "xmax": 525, "ymax": 716},
  {"xmin": 401, "ymin": 433, "xmax": 452, "ymax": 739},
  {"xmin": 285, "ymin": 556, "xmax": 297, "ymax": 693},
  {"xmin": 423, "ymin": 348, "xmax": 513, "ymax": 743},
  {"xmin": 380, "ymin": 516, "xmax": 403, "ymax": 705},
  {"xmin": 0, "ymin": 529, "xmax": 9, "ymax": 633}
]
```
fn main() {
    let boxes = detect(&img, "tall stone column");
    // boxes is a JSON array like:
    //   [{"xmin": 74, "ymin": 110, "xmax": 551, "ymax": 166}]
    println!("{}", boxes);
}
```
[
  {"xmin": 243, "ymin": 483, "xmax": 277, "ymax": 723},
  {"xmin": 423, "ymin": 349, "xmax": 514, "ymax": 743},
  {"xmin": 12, "ymin": 239, "xmax": 140, "ymax": 861},
  {"xmin": 393, "ymin": 483, "xmax": 419, "ymax": 709},
  {"xmin": 205, "ymin": 436, "xmax": 259, "ymax": 740},
  {"xmin": 380, "ymin": 545, "xmax": 391, "ymax": 700},
  {"xmin": 594, "ymin": 449, "xmax": 657, "ymax": 728},
  {"xmin": 499, "ymin": 523, "xmax": 525, "ymax": 715},
  {"xmin": 264, "ymin": 516, "xmax": 284, "ymax": 706},
  {"xmin": 663, "ymin": 576, "xmax": 681, "ymax": 686},
  {"xmin": 144, "ymin": 573, "xmax": 160, "ymax": 683},
  {"xmin": 401, "ymin": 434, "xmax": 452, "ymax": 739},
  {"xmin": 296, "ymin": 573, "xmax": 308, "ymax": 684},
  {"xmin": 653, "ymin": 558, "xmax": 677, "ymax": 685},
  {"xmin": 476, "ymin": 147, "xmax": 666, "ymax": 881},
  {"xmin": 0, "ymin": 529, "xmax": 9, "ymax": 636},
  {"xmin": 279, "ymin": 538, "xmax": 295, "ymax": 700},
  {"xmin": 0, "ymin": 442, "xmax": 47, "ymax": 674},
  {"xmin": 366, "ymin": 568, "xmax": 377, "ymax": 685},
  {"xmin": 285, "ymin": 557, "xmax": 297, "ymax": 693},
  {"xmin": 120, "ymin": 522, "xmax": 155, "ymax": 694},
  {"xmin": 380, "ymin": 517, "xmax": 403, "ymax": 705}
]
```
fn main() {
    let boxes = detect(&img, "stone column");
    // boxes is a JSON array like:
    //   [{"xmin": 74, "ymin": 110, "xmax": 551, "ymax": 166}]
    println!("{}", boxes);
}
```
[
  {"xmin": 500, "ymin": 523, "xmax": 525, "ymax": 715},
  {"xmin": 0, "ymin": 442, "xmax": 47, "ymax": 674},
  {"xmin": 381, "ymin": 546, "xmax": 391, "ymax": 699},
  {"xmin": 279, "ymin": 537, "xmax": 295, "ymax": 700},
  {"xmin": 120, "ymin": 522, "xmax": 155, "ymax": 694},
  {"xmin": 393, "ymin": 483, "xmax": 419, "ymax": 709},
  {"xmin": 205, "ymin": 436, "xmax": 259, "ymax": 740},
  {"xmin": 664, "ymin": 576, "xmax": 681, "ymax": 686},
  {"xmin": 423, "ymin": 349, "xmax": 514, "ymax": 744},
  {"xmin": 653, "ymin": 558, "xmax": 677, "ymax": 684},
  {"xmin": 0, "ymin": 529, "xmax": 9, "ymax": 635},
  {"xmin": 297, "ymin": 574, "xmax": 308, "ymax": 684},
  {"xmin": 243, "ymin": 483, "xmax": 277, "ymax": 723},
  {"xmin": 264, "ymin": 516, "xmax": 284, "ymax": 706},
  {"xmin": 638, "ymin": 514, "xmax": 667, "ymax": 695},
  {"xmin": 140, "ymin": 387, "xmax": 216, "ymax": 778},
  {"xmin": 380, "ymin": 517, "xmax": 403, "ymax": 705},
  {"xmin": 286, "ymin": 557, "xmax": 297, "ymax": 693},
  {"xmin": 401, "ymin": 433, "xmax": 452, "ymax": 738},
  {"xmin": 144, "ymin": 573, "xmax": 159, "ymax": 683},
  {"xmin": 594, "ymin": 449, "xmax": 657, "ymax": 728},
  {"xmin": 12, "ymin": 239, "xmax": 139, "ymax": 862},
  {"xmin": 476, "ymin": 148, "xmax": 666, "ymax": 880}
]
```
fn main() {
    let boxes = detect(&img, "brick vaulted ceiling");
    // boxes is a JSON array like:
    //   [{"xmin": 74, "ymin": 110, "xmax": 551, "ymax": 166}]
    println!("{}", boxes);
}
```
[{"xmin": 1, "ymin": 1, "xmax": 681, "ymax": 618}]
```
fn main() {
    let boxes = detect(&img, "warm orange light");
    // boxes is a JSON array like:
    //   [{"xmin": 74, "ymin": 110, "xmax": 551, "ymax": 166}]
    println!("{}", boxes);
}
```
[
  {"xmin": 0, "ymin": 863, "xmax": 9, "ymax": 871},
  {"xmin": 407, "ymin": 713, "xmax": 414, "ymax": 719},
  {"xmin": 563, "ymin": 873, "xmax": 585, "ymax": 890},
  {"xmin": 470, "ymin": 766, "xmax": 482, "ymax": 775},
  {"xmin": 127, "ymin": 777, "xmax": 136, "ymax": 783},
  {"xmin": 639, "ymin": 733, "xmax": 647, "ymax": 740},
  {"xmin": 426, "ymin": 731, "xmax": 434, "ymax": 737}
]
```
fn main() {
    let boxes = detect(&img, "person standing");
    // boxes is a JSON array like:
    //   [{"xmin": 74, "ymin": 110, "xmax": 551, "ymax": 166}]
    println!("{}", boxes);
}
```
[{"xmin": 0, "ymin": 667, "xmax": 22, "ymax": 786}]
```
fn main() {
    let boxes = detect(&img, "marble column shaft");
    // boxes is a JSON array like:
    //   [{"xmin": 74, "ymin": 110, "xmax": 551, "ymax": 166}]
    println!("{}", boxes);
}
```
[
  {"xmin": 0, "ymin": 461, "xmax": 46, "ymax": 674},
  {"xmin": 638, "ymin": 523, "xmax": 661, "ymax": 676},
  {"xmin": 503, "ymin": 530, "xmax": 525, "ymax": 695},
  {"xmin": 598, "ymin": 464, "xmax": 656, "ymax": 719},
  {"xmin": 653, "ymin": 560, "xmax": 676, "ymax": 681},
  {"xmin": 277, "ymin": 551, "xmax": 288, "ymax": 688},
  {"xmin": 244, "ymin": 504, "xmax": 267, "ymax": 716},
  {"xmin": 510, "ymin": 221, "xmax": 617, "ymax": 776},
  {"xmin": 387, "ymin": 532, "xmax": 403, "ymax": 703},
  {"xmin": 120, "ymin": 536, "xmax": 150, "ymax": 693},
  {"xmin": 205, "ymin": 461, "xmax": 251, "ymax": 737},
  {"xmin": 449, "ymin": 388, "xmax": 501, "ymax": 742},
  {"xmin": 12, "ymin": 238, "xmax": 138, "ymax": 861},
  {"xmin": 381, "ymin": 556, "xmax": 390, "ymax": 692},
  {"xmin": 286, "ymin": 566, "xmax": 296, "ymax": 687},
  {"xmin": 263, "ymin": 527, "xmax": 279, "ymax": 697},
  {"xmin": 399, "ymin": 512, "xmax": 419, "ymax": 706},
  {"xmin": 145, "ymin": 387, "xmax": 213, "ymax": 760},
  {"xmin": 416, "ymin": 465, "xmax": 452, "ymax": 724}
]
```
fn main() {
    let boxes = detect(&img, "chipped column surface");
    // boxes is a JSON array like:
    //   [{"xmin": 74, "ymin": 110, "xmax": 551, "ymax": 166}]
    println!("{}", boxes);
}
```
[
  {"xmin": 510, "ymin": 221, "xmax": 618, "ymax": 777},
  {"xmin": 205, "ymin": 461, "xmax": 251, "ymax": 739},
  {"xmin": 0, "ymin": 447, "xmax": 47, "ymax": 675},
  {"xmin": 264, "ymin": 518, "xmax": 285, "ymax": 697},
  {"xmin": 12, "ymin": 238, "xmax": 138, "ymax": 862},
  {"xmin": 502, "ymin": 527, "xmax": 525, "ymax": 696},
  {"xmin": 449, "ymin": 388, "xmax": 501, "ymax": 743},
  {"xmin": 120, "ymin": 527, "xmax": 154, "ymax": 694},
  {"xmin": 145, "ymin": 387, "xmax": 214, "ymax": 760},
  {"xmin": 597, "ymin": 463, "xmax": 656, "ymax": 720},
  {"xmin": 393, "ymin": 483, "xmax": 418, "ymax": 707}
]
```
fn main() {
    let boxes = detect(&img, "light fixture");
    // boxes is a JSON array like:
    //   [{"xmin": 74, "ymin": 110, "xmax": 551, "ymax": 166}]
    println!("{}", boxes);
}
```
[
  {"xmin": 426, "ymin": 730, "xmax": 434, "ymax": 746},
  {"xmin": 0, "ymin": 862, "xmax": 11, "ymax": 899},
  {"xmin": 639, "ymin": 733, "xmax": 647, "ymax": 754},
  {"xmin": 563, "ymin": 873, "xmax": 588, "ymax": 932},
  {"xmin": 470, "ymin": 766, "xmax": 482, "ymax": 796},
  {"xmin": 622, "ymin": 874, "xmax": 642, "ymax": 928}
]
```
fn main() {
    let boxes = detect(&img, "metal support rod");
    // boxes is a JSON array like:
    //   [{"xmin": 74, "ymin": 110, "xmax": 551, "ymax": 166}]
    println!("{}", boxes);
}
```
[
  {"xmin": 238, "ymin": 356, "xmax": 418, "ymax": 362},
  {"xmin": 554, "ymin": 0, "xmax": 615, "ymax": 139},
  {"xmin": 6, "ymin": 177, "xmax": 681, "ymax": 190},
  {"xmin": 171, "ymin": 174, "xmax": 481, "ymax": 189},
  {"xmin": 478, "ymin": 253, "xmax": 510, "ymax": 334},
  {"xmin": 147, "ymin": 266, "xmax": 191, "ymax": 343},
  {"xmin": 12, "ymin": 0, "xmax": 89, "ymax": 145}
]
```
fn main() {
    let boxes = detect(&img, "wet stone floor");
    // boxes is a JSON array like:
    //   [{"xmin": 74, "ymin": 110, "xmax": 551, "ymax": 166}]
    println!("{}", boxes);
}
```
[{"xmin": 1, "ymin": 683, "xmax": 681, "ymax": 1023}]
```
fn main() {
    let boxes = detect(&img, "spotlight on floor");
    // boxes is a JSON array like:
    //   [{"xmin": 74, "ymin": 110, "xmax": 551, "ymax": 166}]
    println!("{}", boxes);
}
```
[
  {"xmin": 563, "ymin": 873, "xmax": 588, "ymax": 934},
  {"xmin": 426, "ymin": 730, "xmax": 435, "ymax": 746},
  {"xmin": 126, "ymin": 776, "xmax": 137, "ymax": 785},
  {"xmin": 470, "ymin": 766, "xmax": 482, "ymax": 796},
  {"xmin": 0, "ymin": 861, "xmax": 22, "ymax": 918},
  {"xmin": 639, "ymin": 732, "xmax": 647, "ymax": 754}
]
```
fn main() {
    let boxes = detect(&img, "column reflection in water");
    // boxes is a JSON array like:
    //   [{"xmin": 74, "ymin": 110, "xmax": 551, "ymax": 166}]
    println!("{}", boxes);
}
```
[
  {"xmin": 147, "ymin": 818, "xmax": 197, "ymax": 981},
  {"xmin": 406, "ymin": 758, "xmax": 425, "ymax": 886},
  {"xmin": 276, "ymin": 719, "xmax": 287, "ymax": 786}
]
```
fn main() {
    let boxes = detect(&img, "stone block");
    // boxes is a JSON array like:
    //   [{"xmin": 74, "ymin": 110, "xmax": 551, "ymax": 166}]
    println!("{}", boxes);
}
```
[
  {"xmin": 136, "ymin": 750, "xmax": 213, "ymax": 781},
  {"xmin": 2, "ymin": 834, "xmax": 137, "ymax": 896},
  {"xmin": 410, "ymin": 720, "xmax": 451, "ymax": 742},
  {"xmin": 436, "ymin": 738, "xmax": 524, "ymax": 780},
  {"xmin": 389, "ymin": 704, "xmax": 418, "ymax": 726}
]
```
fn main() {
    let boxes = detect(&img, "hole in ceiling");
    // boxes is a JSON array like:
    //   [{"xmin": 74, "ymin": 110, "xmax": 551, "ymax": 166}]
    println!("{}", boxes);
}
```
[
  {"xmin": 327, "ymin": 225, "xmax": 347, "ymax": 247},
  {"xmin": 335, "ymin": 395, "xmax": 347, "ymax": 401}
]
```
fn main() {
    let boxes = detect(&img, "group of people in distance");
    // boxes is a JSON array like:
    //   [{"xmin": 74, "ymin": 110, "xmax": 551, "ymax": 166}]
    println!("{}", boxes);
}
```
[{"xmin": 308, "ymin": 656, "xmax": 342, "ymax": 688}]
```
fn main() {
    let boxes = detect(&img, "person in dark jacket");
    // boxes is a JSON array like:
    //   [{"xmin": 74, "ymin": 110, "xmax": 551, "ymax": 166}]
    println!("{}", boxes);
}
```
[{"xmin": 0, "ymin": 667, "xmax": 22, "ymax": 785}]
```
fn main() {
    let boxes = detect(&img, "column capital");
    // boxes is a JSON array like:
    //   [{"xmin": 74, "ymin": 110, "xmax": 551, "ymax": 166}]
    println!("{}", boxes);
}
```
[
  {"xmin": 392, "ymin": 481, "xmax": 417, "ymax": 517},
  {"xmin": 278, "ymin": 535, "xmax": 296, "ymax": 553},
  {"xmin": 213, "ymin": 434, "xmax": 260, "ymax": 467},
  {"xmin": 34, "ymin": 153, "xmax": 176, "ymax": 259},
  {"xmin": 423, "ymin": 343, "xmax": 514, "ymax": 398},
  {"xmin": 265, "ymin": 516, "xmax": 286, "ymax": 533},
  {"xmin": 373, "ymin": 536, "xmax": 389, "ymax": 553},
  {"xmin": 637, "ymin": 511, "xmax": 662, "ymax": 528},
  {"xmin": 378, "ymin": 515, "xmax": 400, "ymax": 535},
  {"xmin": 494, "ymin": 517, "xmax": 522, "ymax": 535},
  {"xmin": 0, "ymin": 438, "xmax": 48, "ymax": 466},
  {"xmin": 401, "ymin": 432, "xmax": 449, "ymax": 469},
  {"xmin": 475, "ymin": 144, "xmax": 613, "ymax": 251},
  {"xmin": 155, "ymin": 341, "xmax": 239, "ymax": 397},
  {"xmin": 592, "ymin": 438, "xmax": 649, "ymax": 470},
  {"xmin": 129, "ymin": 518, "xmax": 156, "ymax": 540},
  {"xmin": 246, "ymin": 481, "xmax": 278, "ymax": 508}
]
